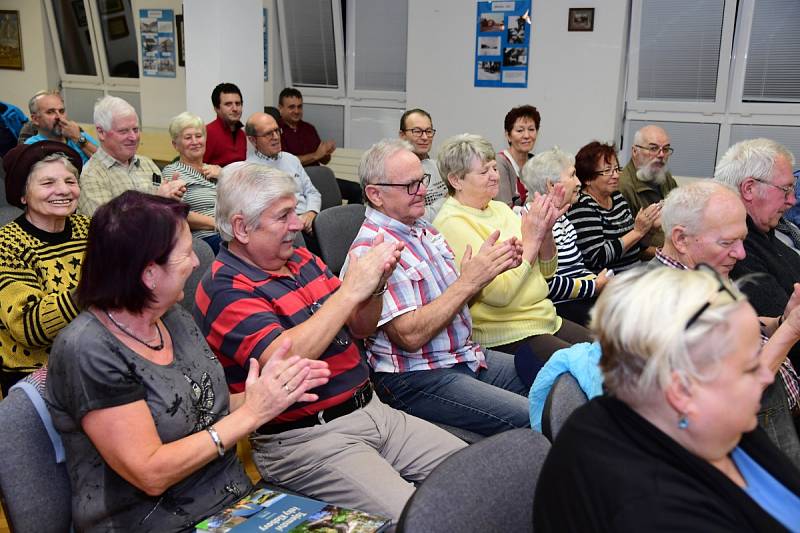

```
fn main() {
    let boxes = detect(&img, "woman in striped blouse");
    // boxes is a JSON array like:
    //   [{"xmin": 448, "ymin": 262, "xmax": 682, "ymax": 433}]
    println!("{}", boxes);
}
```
[
  {"xmin": 163, "ymin": 112, "xmax": 223, "ymax": 253},
  {"xmin": 567, "ymin": 141, "xmax": 660, "ymax": 274},
  {"xmin": 520, "ymin": 147, "xmax": 609, "ymax": 326}
]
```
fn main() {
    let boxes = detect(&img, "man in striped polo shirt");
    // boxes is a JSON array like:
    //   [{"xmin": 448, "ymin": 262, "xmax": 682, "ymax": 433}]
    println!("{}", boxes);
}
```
[
  {"xmin": 347, "ymin": 138, "xmax": 532, "ymax": 437},
  {"xmin": 194, "ymin": 162, "xmax": 465, "ymax": 522}
]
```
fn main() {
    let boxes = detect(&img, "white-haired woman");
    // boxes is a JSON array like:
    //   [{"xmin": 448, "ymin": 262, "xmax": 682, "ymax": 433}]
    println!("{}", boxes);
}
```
[
  {"xmin": 433, "ymin": 134, "xmax": 591, "ymax": 387},
  {"xmin": 534, "ymin": 267, "xmax": 800, "ymax": 531},
  {"xmin": 163, "ymin": 112, "xmax": 222, "ymax": 253},
  {"xmin": 520, "ymin": 148, "xmax": 609, "ymax": 326}
]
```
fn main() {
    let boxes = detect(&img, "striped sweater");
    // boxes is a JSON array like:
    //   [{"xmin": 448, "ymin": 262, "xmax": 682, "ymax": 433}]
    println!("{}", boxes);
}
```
[
  {"xmin": 0, "ymin": 214, "xmax": 89, "ymax": 374},
  {"xmin": 548, "ymin": 215, "xmax": 597, "ymax": 303},
  {"xmin": 567, "ymin": 192, "xmax": 642, "ymax": 274}
]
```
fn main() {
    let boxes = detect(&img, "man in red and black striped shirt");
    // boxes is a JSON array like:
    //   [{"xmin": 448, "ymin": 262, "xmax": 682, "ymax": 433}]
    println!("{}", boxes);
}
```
[{"xmin": 194, "ymin": 162, "xmax": 466, "ymax": 522}]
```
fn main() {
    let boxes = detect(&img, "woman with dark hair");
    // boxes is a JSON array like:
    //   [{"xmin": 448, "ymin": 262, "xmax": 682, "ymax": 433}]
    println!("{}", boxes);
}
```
[
  {"xmin": 0, "ymin": 141, "xmax": 87, "ymax": 394},
  {"xmin": 46, "ymin": 191, "xmax": 330, "ymax": 532},
  {"xmin": 496, "ymin": 104, "xmax": 541, "ymax": 207},
  {"xmin": 567, "ymin": 141, "xmax": 660, "ymax": 274}
]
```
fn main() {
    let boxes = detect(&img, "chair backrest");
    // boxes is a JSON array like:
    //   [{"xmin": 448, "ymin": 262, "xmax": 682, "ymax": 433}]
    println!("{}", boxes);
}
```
[
  {"xmin": 312, "ymin": 203, "xmax": 366, "ymax": 276},
  {"xmin": 306, "ymin": 165, "xmax": 342, "ymax": 211},
  {"xmin": 398, "ymin": 428, "xmax": 550, "ymax": 533},
  {"xmin": 0, "ymin": 388, "xmax": 72, "ymax": 532},
  {"xmin": 0, "ymin": 205, "xmax": 22, "ymax": 225},
  {"xmin": 541, "ymin": 372, "xmax": 588, "ymax": 441},
  {"xmin": 180, "ymin": 237, "xmax": 215, "ymax": 313}
]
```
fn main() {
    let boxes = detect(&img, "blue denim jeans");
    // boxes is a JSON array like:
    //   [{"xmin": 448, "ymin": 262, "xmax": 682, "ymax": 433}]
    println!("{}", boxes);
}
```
[
  {"xmin": 372, "ymin": 350, "xmax": 530, "ymax": 436},
  {"xmin": 758, "ymin": 380, "xmax": 800, "ymax": 470}
]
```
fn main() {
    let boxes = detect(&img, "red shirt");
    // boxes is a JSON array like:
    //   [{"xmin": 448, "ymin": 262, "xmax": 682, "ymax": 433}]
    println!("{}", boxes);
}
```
[
  {"xmin": 279, "ymin": 119, "xmax": 322, "ymax": 166},
  {"xmin": 204, "ymin": 116, "xmax": 246, "ymax": 167}
]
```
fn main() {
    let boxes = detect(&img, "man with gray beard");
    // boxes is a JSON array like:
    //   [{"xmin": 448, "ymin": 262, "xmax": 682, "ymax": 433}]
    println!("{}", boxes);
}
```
[{"xmin": 619, "ymin": 124, "xmax": 678, "ymax": 247}]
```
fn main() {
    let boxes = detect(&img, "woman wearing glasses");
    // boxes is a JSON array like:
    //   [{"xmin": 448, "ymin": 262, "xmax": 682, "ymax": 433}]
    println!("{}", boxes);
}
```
[
  {"xmin": 496, "ymin": 105, "xmax": 541, "ymax": 207},
  {"xmin": 433, "ymin": 134, "xmax": 591, "ymax": 387},
  {"xmin": 534, "ymin": 266, "xmax": 800, "ymax": 532},
  {"xmin": 567, "ymin": 141, "xmax": 661, "ymax": 274}
]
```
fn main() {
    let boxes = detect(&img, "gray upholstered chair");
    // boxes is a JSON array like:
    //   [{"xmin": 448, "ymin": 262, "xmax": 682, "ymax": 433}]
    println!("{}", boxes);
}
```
[
  {"xmin": 180, "ymin": 237, "xmax": 215, "ymax": 313},
  {"xmin": 541, "ymin": 372, "xmax": 588, "ymax": 442},
  {"xmin": 0, "ymin": 385, "xmax": 73, "ymax": 532},
  {"xmin": 398, "ymin": 428, "xmax": 550, "ymax": 532},
  {"xmin": 306, "ymin": 165, "xmax": 342, "ymax": 211},
  {"xmin": 312, "ymin": 203, "xmax": 366, "ymax": 276},
  {"xmin": 0, "ymin": 205, "xmax": 22, "ymax": 225}
]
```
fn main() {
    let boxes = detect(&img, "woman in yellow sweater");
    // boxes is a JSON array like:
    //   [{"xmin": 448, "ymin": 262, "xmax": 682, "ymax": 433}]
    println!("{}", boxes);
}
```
[
  {"xmin": 0, "ymin": 141, "xmax": 89, "ymax": 394},
  {"xmin": 433, "ymin": 134, "xmax": 590, "ymax": 386}
]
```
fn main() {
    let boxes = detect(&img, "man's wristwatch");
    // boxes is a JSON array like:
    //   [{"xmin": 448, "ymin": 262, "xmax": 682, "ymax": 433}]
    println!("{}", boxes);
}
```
[{"xmin": 77, "ymin": 134, "xmax": 88, "ymax": 146}]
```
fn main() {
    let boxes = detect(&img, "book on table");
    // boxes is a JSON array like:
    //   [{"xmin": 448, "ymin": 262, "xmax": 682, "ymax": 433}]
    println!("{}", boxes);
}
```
[{"xmin": 195, "ymin": 487, "xmax": 391, "ymax": 532}]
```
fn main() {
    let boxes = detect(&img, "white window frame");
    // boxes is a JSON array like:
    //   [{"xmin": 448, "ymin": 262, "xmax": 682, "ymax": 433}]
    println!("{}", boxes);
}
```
[
  {"xmin": 45, "ymin": 0, "xmax": 140, "ymax": 90},
  {"xmin": 277, "ymin": 0, "xmax": 346, "ymax": 99},
  {"xmin": 727, "ymin": 0, "xmax": 800, "ymax": 118},
  {"xmin": 624, "ymin": 0, "xmax": 736, "ymax": 115},
  {"xmin": 344, "ymin": 0, "xmax": 406, "ymax": 102}
]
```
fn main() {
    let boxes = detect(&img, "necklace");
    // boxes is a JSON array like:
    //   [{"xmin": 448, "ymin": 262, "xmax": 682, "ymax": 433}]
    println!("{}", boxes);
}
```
[{"xmin": 104, "ymin": 310, "xmax": 165, "ymax": 351}]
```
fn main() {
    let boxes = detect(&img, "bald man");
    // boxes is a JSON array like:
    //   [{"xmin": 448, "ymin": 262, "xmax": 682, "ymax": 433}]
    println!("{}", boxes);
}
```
[
  {"xmin": 245, "ymin": 112, "xmax": 321, "ymax": 233},
  {"xmin": 619, "ymin": 125, "xmax": 679, "ymax": 247}
]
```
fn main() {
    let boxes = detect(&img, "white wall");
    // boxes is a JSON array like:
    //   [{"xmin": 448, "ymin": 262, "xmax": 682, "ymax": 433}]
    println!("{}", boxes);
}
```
[
  {"xmin": 0, "ymin": 0, "xmax": 59, "ymax": 112},
  {"xmin": 407, "ymin": 0, "xmax": 630, "ymax": 156}
]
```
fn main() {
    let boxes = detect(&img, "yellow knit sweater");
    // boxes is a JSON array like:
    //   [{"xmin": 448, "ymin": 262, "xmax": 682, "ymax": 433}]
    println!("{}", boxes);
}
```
[
  {"xmin": 0, "ymin": 214, "xmax": 89, "ymax": 373},
  {"xmin": 433, "ymin": 197, "xmax": 560, "ymax": 347}
]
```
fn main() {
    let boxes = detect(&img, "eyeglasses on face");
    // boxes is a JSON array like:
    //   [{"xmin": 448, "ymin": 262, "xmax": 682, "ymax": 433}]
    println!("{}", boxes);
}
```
[
  {"xmin": 592, "ymin": 166, "xmax": 622, "ymax": 176},
  {"xmin": 252, "ymin": 127, "xmax": 282, "ymax": 138},
  {"xmin": 635, "ymin": 144, "xmax": 675, "ymax": 156},
  {"xmin": 403, "ymin": 128, "xmax": 436, "ymax": 138},
  {"xmin": 684, "ymin": 263, "xmax": 740, "ymax": 330},
  {"xmin": 373, "ymin": 173, "xmax": 431, "ymax": 195},
  {"xmin": 752, "ymin": 177, "xmax": 796, "ymax": 199}
]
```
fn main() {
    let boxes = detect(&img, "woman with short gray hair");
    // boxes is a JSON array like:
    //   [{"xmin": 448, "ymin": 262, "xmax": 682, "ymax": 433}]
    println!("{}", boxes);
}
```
[
  {"xmin": 434, "ymin": 134, "xmax": 591, "ymax": 387},
  {"xmin": 519, "ymin": 148, "xmax": 608, "ymax": 326},
  {"xmin": 163, "ymin": 111, "xmax": 224, "ymax": 253},
  {"xmin": 534, "ymin": 266, "xmax": 800, "ymax": 531}
]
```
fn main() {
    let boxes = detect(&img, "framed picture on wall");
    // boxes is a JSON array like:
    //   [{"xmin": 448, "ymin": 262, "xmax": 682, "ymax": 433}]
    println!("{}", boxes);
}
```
[
  {"xmin": 0, "ymin": 10, "xmax": 23, "ymax": 70},
  {"xmin": 98, "ymin": 0, "xmax": 125, "ymax": 15},
  {"xmin": 568, "ymin": 8, "xmax": 594, "ymax": 32}
]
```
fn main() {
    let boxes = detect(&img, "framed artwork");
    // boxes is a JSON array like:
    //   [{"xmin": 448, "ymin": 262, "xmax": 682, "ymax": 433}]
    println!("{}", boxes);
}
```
[
  {"xmin": 0, "ymin": 11, "xmax": 23, "ymax": 70},
  {"xmin": 98, "ymin": 0, "xmax": 125, "ymax": 15},
  {"xmin": 568, "ymin": 8, "xmax": 594, "ymax": 32},
  {"xmin": 107, "ymin": 15, "xmax": 128, "ymax": 40},
  {"xmin": 176, "ymin": 14, "xmax": 185, "ymax": 66}
]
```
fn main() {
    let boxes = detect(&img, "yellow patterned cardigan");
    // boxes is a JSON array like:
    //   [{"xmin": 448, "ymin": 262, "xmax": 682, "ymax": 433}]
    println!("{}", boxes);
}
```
[{"xmin": 0, "ymin": 214, "xmax": 89, "ymax": 374}]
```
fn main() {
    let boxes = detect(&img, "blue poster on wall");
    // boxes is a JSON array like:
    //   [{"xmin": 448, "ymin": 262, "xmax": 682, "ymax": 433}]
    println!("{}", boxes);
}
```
[
  {"xmin": 474, "ymin": 0, "xmax": 531, "ymax": 88},
  {"xmin": 139, "ymin": 9, "xmax": 176, "ymax": 78}
]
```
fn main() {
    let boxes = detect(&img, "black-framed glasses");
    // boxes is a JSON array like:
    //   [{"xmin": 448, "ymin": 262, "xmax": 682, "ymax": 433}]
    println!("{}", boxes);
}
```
[
  {"xmin": 635, "ymin": 144, "xmax": 675, "ymax": 156},
  {"xmin": 684, "ymin": 264, "xmax": 740, "ymax": 330},
  {"xmin": 592, "ymin": 166, "xmax": 622, "ymax": 176},
  {"xmin": 403, "ymin": 128, "xmax": 436, "ymax": 138},
  {"xmin": 373, "ymin": 173, "xmax": 430, "ymax": 195},
  {"xmin": 752, "ymin": 177, "xmax": 796, "ymax": 199},
  {"xmin": 309, "ymin": 301, "xmax": 350, "ymax": 346},
  {"xmin": 252, "ymin": 127, "xmax": 282, "ymax": 138}
]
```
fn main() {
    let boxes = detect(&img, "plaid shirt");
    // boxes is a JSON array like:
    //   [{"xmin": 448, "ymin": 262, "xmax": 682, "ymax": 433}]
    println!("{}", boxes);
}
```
[
  {"xmin": 347, "ymin": 207, "xmax": 486, "ymax": 373},
  {"xmin": 77, "ymin": 147, "xmax": 161, "ymax": 215},
  {"xmin": 655, "ymin": 249, "xmax": 800, "ymax": 410}
]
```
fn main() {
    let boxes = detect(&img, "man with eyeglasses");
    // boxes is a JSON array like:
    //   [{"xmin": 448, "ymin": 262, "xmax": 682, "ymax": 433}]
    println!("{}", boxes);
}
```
[
  {"xmin": 78, "ymin": 96, "xmax": 186, "ymax": 216},
  {"xmin": 650, "ymin": 179, "xmax": 800, "ymax": 469},
  {"xmin": 715, "ymin": 138, "xmax": 800, "ymax": 322},
  {"xmin": 196, "ymin": 162, "xmax": 465, "ymax": 522},
  {"xmin": 245, "ymin": 112, "xmax": 321, "ymax": 236},
  {"xmin": 346, "ymin": 138, "xmax": 531, "ymax": 438},
  {"xmin": 619, "ymin": 125, "xmax": 679, "ymax": 247},
  {"xmin": 399, "ymin": 108, "xmax": 449, "ymax": 221}
]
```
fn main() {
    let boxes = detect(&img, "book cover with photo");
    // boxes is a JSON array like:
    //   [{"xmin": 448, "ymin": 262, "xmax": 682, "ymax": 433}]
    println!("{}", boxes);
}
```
[{"xmin": 196, "ymin": 488, "xmax": 391, "ymax": 533}]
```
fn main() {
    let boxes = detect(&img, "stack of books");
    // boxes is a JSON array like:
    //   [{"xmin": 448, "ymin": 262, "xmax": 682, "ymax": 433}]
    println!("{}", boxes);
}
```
[{"xmin": 196, "ymin": 487, "xmax": 391, "ymax": 532}]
